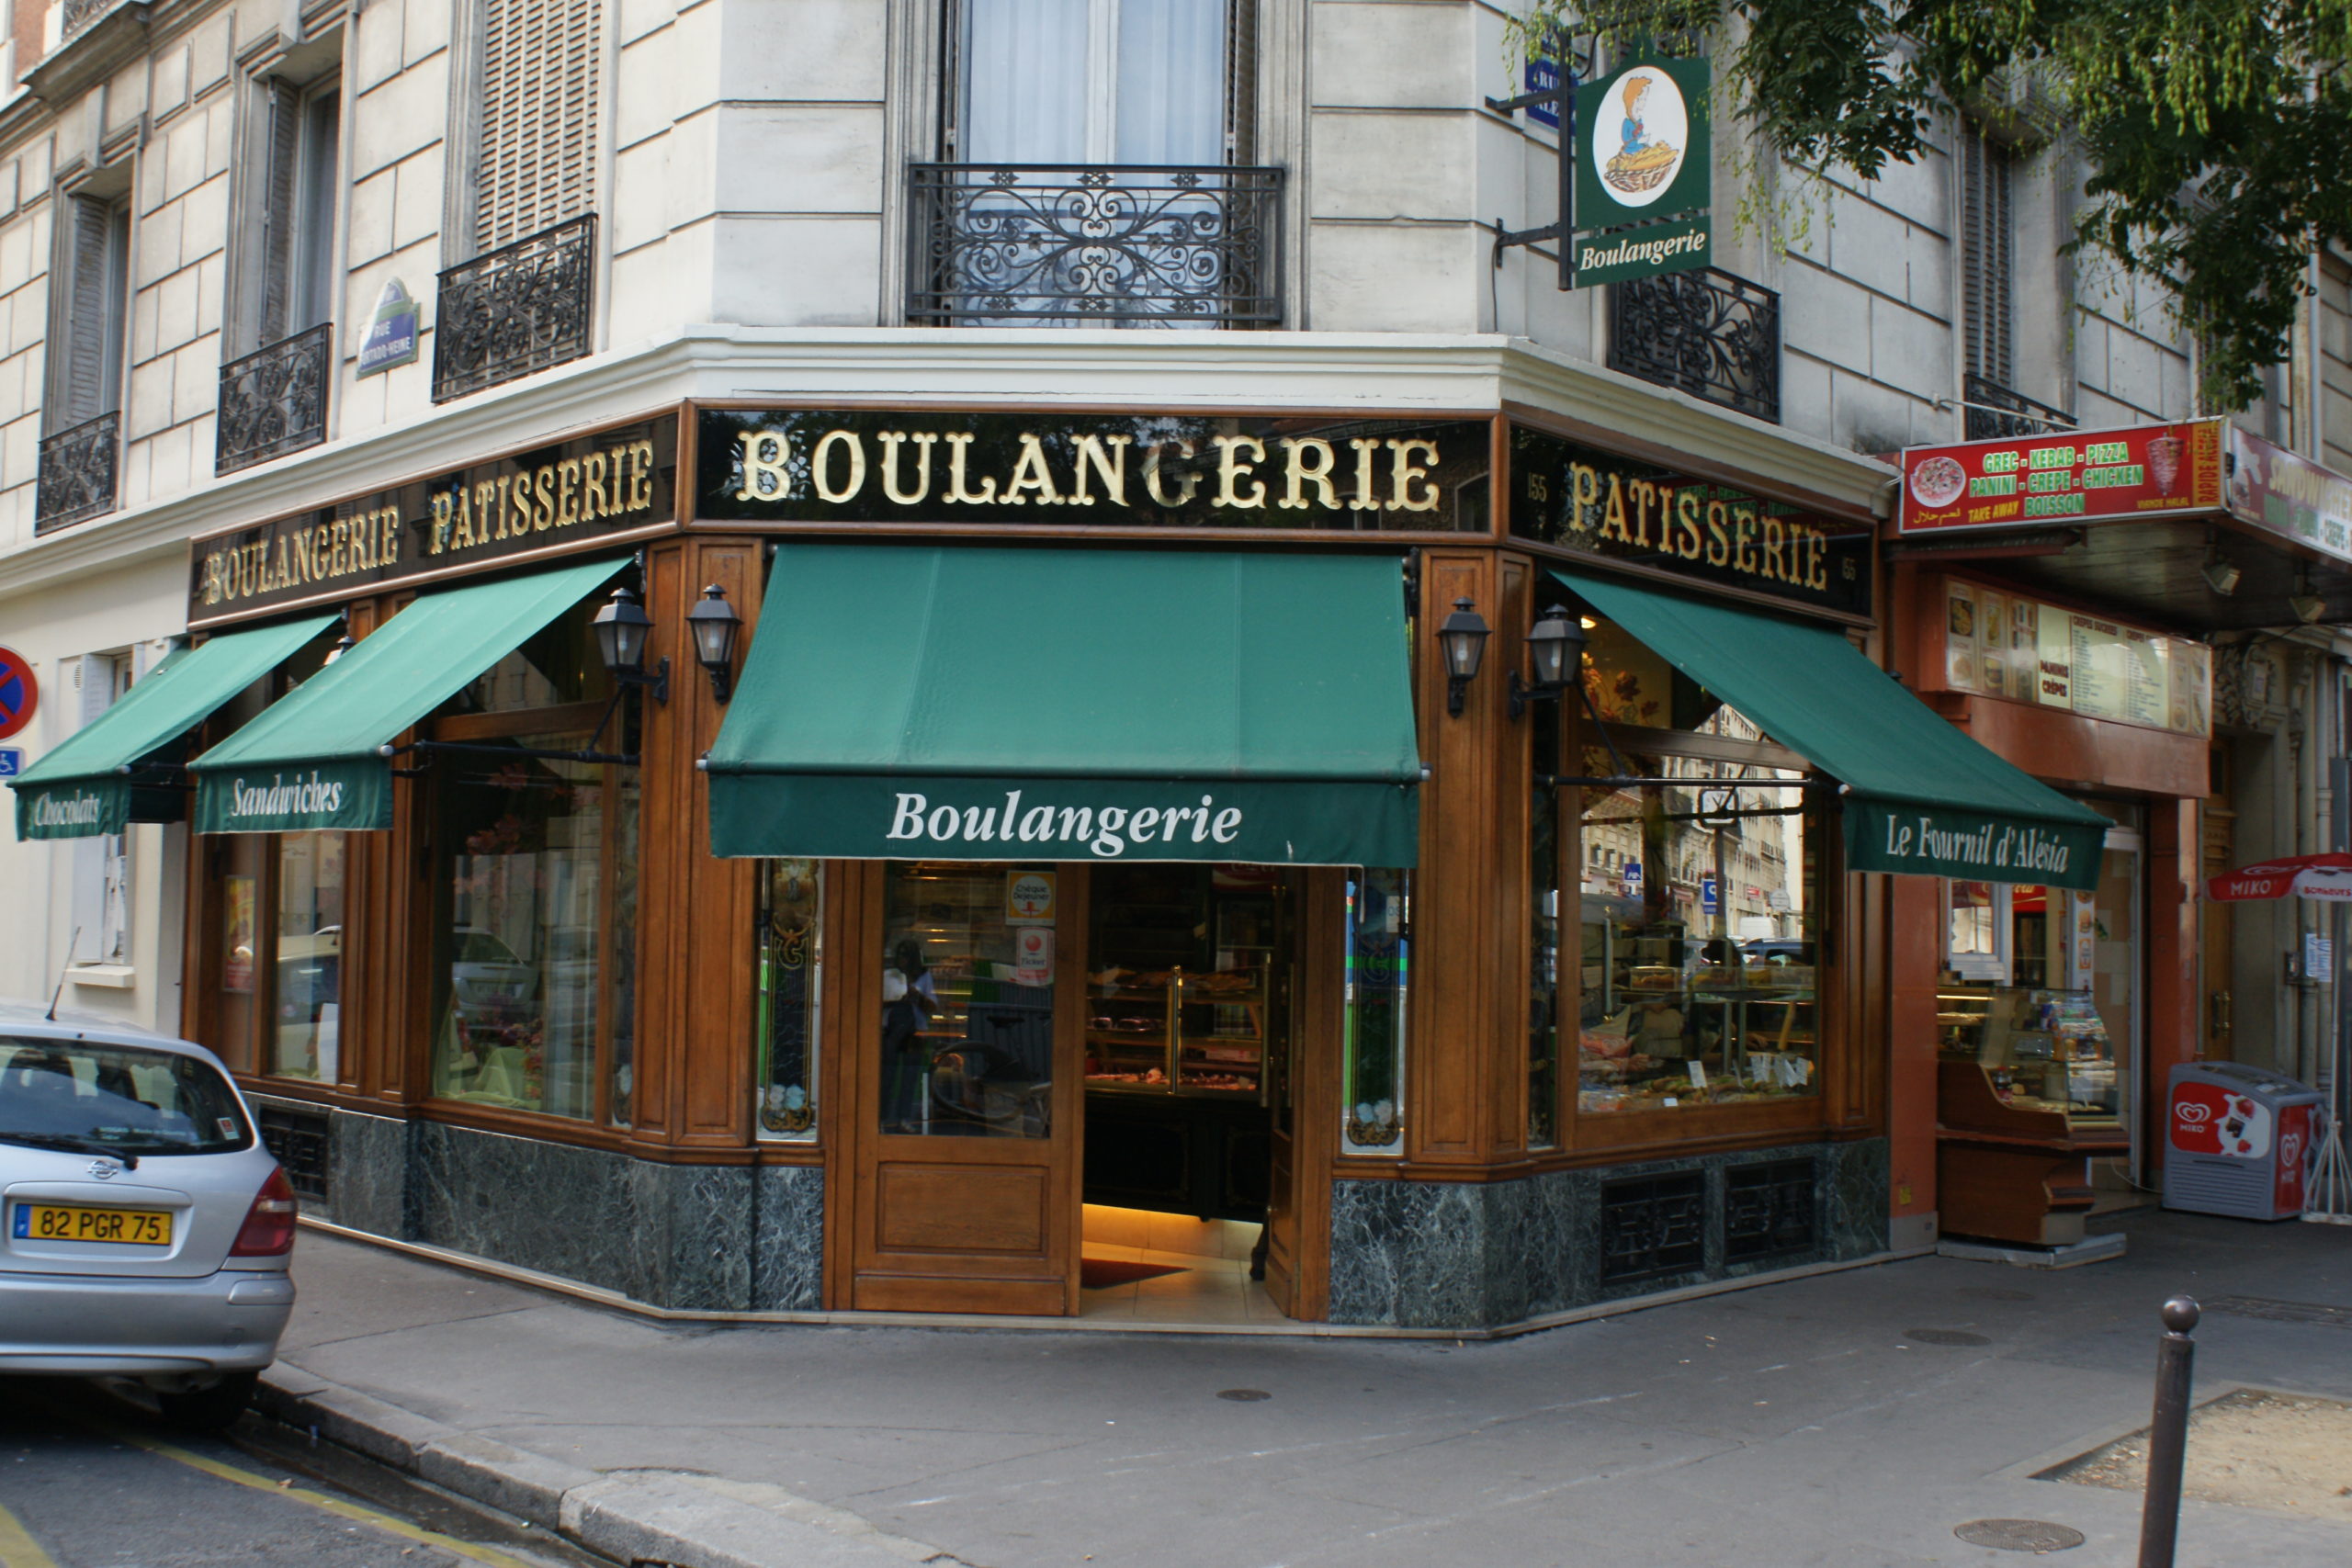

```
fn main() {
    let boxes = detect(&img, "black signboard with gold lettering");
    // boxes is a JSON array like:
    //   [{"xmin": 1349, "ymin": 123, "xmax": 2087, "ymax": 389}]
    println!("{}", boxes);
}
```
[
  {"xmin": 187, "ymin": 414, "xmax": 678, "ymax": 627},
  {"xmin": 695, "ymin": 409, "xmax": 1491, "ymax": 532},
  {"xmin": 1509, "ymin": 424, "xmax": 1872, "ymax": 618}
]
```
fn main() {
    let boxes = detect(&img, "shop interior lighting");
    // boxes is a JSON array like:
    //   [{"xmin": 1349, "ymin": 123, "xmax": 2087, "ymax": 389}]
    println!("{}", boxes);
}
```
[
  {"xmin": 1437, "ymin": 597, "xmax": 1491, "ymax": 716},
  {"xmin": 592, "ymin": 584, "xmax": 670, "ymax": 703},
  {"xmin": 1510, "ymin": 604, "xmax": 1585, "ymax": 719},
  {"xmin": 686, "ymin": 582, "xmax": 743, "ymax": 704}
]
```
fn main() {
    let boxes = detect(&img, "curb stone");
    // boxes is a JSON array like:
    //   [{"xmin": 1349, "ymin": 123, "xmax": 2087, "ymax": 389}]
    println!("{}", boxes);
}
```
[{"xmin": 254, "ymin": 1368, "xmax": 951, "ymax": 1567}]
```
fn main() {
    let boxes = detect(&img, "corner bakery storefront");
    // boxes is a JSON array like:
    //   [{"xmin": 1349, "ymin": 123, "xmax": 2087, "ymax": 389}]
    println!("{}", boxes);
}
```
[{"xmin": 33, "ymin": 400, "xmax": 2104, "ymax": 1329}]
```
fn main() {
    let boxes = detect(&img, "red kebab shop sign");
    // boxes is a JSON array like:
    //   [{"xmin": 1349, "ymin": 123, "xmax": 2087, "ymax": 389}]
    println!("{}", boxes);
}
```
[{"xmin": 1899, "ymin": 421, "xmax": 2225, "ymax": 534}]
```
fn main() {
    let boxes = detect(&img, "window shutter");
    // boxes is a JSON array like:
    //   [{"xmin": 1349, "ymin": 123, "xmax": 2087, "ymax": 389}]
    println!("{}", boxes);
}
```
[
  {"xmin": 259, "ymin": 78, "xmax": 301, "ymax": 344},
  {"xmin": 1225, "ymin": 0, "xmax": 1258, "ymax": 164},
  {"xmin": 62, "ymin": 197, "xmax": 120, "ymax": 425},
  {"xmin": 1959, "ymin": 129, "xmax": 2014, "ymax": 388},
  {"xmin": 477, "ymin": 0, "xmax": 600, "ymax": 253}
]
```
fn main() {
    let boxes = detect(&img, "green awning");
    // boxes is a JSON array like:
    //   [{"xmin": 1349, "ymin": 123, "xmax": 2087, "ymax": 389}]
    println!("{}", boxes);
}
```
[
  {"xmin": 1554, "ymin": 570, "xmax": 2111, "ymax": 890},
  {"xmin": 9, "ymin": 615, "xmax": 337, "ymax": 840},
  {"xmin": 707, "ymin": 545, "xmax": 1421, "ymax": 865},
  {"xmin": 189, "ymin": 557, "xmax": 626, "ymax": 833}
]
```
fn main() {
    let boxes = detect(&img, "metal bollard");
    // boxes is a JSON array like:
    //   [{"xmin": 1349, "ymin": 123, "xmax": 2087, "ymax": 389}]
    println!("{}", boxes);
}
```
[{"xmin": 2136, "ymin": 1296, "xmax": 2200, "ymax": 1568}]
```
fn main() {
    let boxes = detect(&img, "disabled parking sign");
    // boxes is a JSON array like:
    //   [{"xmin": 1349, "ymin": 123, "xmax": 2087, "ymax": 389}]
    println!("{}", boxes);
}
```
[{"xmin": 0, "ymin": 645, "xmax": 36, "ymax": 741}]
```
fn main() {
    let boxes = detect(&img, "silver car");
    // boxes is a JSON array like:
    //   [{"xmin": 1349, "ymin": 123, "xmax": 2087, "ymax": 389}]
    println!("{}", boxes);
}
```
[{"xmin": 0, "ymin": 999, "xmax": 296, "ymax": 1427}]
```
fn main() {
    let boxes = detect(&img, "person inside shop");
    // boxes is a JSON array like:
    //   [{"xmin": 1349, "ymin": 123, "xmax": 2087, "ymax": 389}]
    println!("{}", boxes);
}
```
[{"xmin": 881, "ymin": 937, "xmax": 940, "ymax": 1130}]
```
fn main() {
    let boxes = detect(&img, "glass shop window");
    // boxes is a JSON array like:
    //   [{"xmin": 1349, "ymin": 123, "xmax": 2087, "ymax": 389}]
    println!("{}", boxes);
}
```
[
  {"xmin": 194, "ymin": 637, "xmax": 348, "ymax": 1084},
  {"xmin": 1575, "ymin": 617, "xmax": 1821, "ymax": 1115},
  {"xmin": 1340, "ymin": 867, "xmax": 1408, "ymax": 1153},
  {"xmin": 1528, "ymin": 694, "xmax": 1563, "ymax": 1149},
  {"xmin": 755, "ymin": 860, "xmax": 824, "ymax": 1140},
  {"xmin": 880, "ymin": 862, "xmax": 1054, "ymax": 1138},
  {"xmin": 426, "ymin": 601, "xmax": 638, "ymax": 1124}
]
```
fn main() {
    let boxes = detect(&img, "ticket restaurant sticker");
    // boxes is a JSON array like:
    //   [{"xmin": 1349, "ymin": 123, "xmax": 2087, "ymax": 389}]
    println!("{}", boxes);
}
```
[{"xmin": 1899, "ymin": 421, "xmax": 2223, "ymax": 535}]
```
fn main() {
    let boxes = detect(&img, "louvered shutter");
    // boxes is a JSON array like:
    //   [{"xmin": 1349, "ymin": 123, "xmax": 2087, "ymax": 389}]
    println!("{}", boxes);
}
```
[
  {"xmin": 477, "ymin": 0, "xmax": 600, "ymax": 252},
  {"xmin": 1959, "ymin": 130, "xmax": 2014, "ymax": 388},
  {"xmin": 258, "ymin": 78, "xmax": 301, "ymax": 344},
  {"xmin": 1225, "ymin": 0, "xmax": 1258, "ymax": 164}
]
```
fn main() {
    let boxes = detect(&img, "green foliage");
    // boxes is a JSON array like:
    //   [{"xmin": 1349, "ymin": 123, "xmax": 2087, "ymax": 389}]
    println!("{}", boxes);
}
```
[{"xmin": 1499, "ymin": 1, "xmax": 2352, "ymax": 410}]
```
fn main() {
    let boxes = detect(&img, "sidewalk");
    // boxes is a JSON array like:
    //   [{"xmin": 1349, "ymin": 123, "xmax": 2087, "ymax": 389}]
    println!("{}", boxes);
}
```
[{"xmin": 260, "ymin": 1207, "xmax": 2352, "ymax": 1568}]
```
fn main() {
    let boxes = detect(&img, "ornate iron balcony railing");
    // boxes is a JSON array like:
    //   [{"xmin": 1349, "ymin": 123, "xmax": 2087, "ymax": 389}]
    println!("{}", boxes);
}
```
[
  {"xmin": 906, "ymin": 164, "xmax": 1283, "ymax": 328},
  {"xmin": 433, "ymin": 214, "xmax": 595, "ymax": 402},
  {"xmin": 216, "ymin": 323, "xmax": 331, "ymax": 475},
  {"xmin": 1608, "ymin": 266, "xmax": 1781, "ymax": 424},
  {"xmin": 1962, "ymin": 372, "xmax": 2075, "ymax": 441},
  {"xmin": 35, "ymin": 411, "xmax": 119, "ymax": 533}
]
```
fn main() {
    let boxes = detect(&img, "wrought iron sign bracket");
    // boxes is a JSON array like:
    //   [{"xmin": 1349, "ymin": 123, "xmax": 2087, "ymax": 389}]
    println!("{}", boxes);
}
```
[{"xmin": 1487, "ymin": 77, "xmax": 1575, "ymax": 278}]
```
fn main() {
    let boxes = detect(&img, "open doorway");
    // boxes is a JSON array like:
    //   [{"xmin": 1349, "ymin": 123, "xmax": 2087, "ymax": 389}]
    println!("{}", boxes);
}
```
[{"xmin": 1078, "ymin": 863, "xmax": 1296, "ymax": 1324}]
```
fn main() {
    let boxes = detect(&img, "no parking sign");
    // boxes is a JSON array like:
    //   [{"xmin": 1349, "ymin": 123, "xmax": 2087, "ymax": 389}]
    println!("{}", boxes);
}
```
[{"xmin": 0, "ymin": 646, "xmax": 36, "ymax": 741}]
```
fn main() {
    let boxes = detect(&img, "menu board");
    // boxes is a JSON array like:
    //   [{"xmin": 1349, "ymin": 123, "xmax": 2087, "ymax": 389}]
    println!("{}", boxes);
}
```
[{"xmin": 1943, "ymin": 579, "xmax": 2210, "ymax": 737}]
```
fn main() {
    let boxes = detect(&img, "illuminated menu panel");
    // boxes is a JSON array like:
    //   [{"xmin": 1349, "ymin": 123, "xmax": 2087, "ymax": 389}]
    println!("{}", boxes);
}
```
[{"xmin": 1943, "ymin": 580, "xmax": 2210, "ymax": 738}]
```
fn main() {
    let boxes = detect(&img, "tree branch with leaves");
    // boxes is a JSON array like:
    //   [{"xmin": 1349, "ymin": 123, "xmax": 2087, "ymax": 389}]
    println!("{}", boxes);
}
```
[{"xmin": 1504, "ymin": 0, "xmax": 2352, "ymax": 410}]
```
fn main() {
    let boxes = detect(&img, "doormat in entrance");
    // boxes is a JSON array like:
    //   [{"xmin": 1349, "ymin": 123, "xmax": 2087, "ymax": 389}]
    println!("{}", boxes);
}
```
[{"xmin": 1081, "ymin": 1258, "xmax": 1187, "ymax": 1289}]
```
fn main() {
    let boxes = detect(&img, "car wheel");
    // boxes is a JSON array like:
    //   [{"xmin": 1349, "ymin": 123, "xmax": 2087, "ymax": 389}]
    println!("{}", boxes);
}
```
[{"xmin": 154, "ymin": 1371, "xmax": 260, "ymax": 1431}]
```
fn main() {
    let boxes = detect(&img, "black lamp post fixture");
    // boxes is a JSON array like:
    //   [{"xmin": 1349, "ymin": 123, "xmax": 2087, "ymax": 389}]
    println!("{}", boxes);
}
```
[
  {"xmin": 1509, "ymin": 604, "xmax": 1585, "ymax": 720},
  {"xmin": 687, "ymin": 583, "xmax": 742, "ymax": 703},
  {"xmin": 1437, "ymin": 597, "xmax": 1491, "ymax": 716},
  {"xmin": 592, "ymin": 585, "xmax": 669, "ymax": 704}
]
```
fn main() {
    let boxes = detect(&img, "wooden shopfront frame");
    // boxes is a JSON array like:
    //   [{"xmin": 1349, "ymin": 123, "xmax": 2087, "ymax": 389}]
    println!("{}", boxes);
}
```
[{"xmin": 176, "ymin": 389, "xmax": 1894, "ymax": 1325}]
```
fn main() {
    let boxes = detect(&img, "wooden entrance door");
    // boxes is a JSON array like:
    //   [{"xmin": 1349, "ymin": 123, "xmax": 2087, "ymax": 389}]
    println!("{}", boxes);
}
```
[{"xmin": 840, "ymin": 862, "xmax": 1083, "ymax": 1314}]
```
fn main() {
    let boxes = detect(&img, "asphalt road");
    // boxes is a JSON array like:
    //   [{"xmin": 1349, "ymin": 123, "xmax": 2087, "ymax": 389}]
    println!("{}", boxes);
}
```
[{"xmin": 0, "ymin": 1377, "xmax": 596, "ymax": 1568}]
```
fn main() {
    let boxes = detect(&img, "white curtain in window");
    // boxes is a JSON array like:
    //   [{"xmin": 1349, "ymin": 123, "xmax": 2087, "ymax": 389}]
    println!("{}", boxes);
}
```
[
  {"xmin": 964, "ymin": 0, "xmax": 1092, "ymax": 164},
  {"xmin": 1114, "ymin": 0, "xmax": 1227, "ymax": 164}
]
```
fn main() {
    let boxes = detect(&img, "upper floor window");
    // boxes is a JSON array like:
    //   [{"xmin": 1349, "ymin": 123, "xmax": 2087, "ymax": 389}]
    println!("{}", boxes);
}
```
[
  {"xmin": 54, "ymin": 190, "xmax": 130, "ymax": 426},
  {"xmin": 260, "ymin": 77, "xmax": 342, "ymax": 344},
  {"xmin": 946, "ymin": 0, "xmax": 1254, "ymax": 165}
]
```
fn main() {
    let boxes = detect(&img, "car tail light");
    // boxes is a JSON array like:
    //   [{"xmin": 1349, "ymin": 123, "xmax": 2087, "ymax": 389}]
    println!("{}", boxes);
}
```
[{"xmin": 231, "ymin": 1168, "xmax": 299, "ymax": 1257}]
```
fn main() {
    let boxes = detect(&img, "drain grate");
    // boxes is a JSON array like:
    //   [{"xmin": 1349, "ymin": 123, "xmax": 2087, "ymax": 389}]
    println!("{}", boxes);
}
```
[
  {"xmin": 1954, "ymin": 1519, "xmax": 2085, "ymax": 1552},
  {"xmin": 1216, "ymin": 1388, "xmax": 1272, "ymax": 1402},
  {"xmin": 1904, "ymin": 1327, "xmax": 1993, "ymax": 1347},
  {"xmin": 2203, "ymin": 1295, "xmax": 2352, "ymax": 1329}
]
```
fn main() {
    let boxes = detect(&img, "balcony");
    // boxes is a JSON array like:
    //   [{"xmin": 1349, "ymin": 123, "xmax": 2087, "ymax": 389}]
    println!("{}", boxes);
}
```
[
  {"xmin": 1963, "ymin": 372, "xmax": 2075, "ymax": 441},
  {"xmin": 216, "ymin": 323, "xmax": 331, "ymax": 475},
  {"xmin": 433, "ymin": 214, "xmax": 595, "ymax": 403},
  {"xmin": 1608, "ymin": 267, "xmax": 1781, "ymax": 424},
  {"xmin": 906, "ymin": 164, "xmax": 1283, "ymax": 328},
  {"xmin": 35, "ymin": 411, "xmax": 119, "ymax": 533}
]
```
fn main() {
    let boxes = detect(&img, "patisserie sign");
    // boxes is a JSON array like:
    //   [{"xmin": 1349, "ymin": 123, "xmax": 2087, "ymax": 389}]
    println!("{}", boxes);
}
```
[{"xmin": 187, "ymin": 415, "xmax": 678, "ymax": 627}]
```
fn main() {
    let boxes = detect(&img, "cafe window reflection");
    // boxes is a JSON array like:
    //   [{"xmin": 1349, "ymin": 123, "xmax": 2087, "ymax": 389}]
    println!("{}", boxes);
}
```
[{"xmin": 880, "ymin": 862, "xmax": 1053, "ymax": 1139}]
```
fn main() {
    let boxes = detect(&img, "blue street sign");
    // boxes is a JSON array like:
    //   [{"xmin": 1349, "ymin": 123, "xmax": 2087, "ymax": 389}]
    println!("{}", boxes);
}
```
[
  {"xmin": 1525, "ymin": 56, "xmax": 1562, "ymax": 129},
  {"xmin": 0, "ymin": 747, "xmax": 21, "ymax": 778},
  {"xmin": 1701, "ymin": 876, "xmax": 1719, "ymax": 914}
]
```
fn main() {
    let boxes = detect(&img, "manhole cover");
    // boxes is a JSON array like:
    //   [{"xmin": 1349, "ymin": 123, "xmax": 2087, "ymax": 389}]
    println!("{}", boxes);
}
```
[
  {"xmin": 1953, "ymin": 1518, "xmax": 2085, "ymax": 1551},
  {"xmin": 1216, "ymin": 1388, "xmax": 1272, "ymax": 1402},
  {"xmin": 1959, "ymin": 1286, "xmax": 2036, "ymax": 1303},
  {"xmin": 1905, "ymin": 1327, "xmax": 1992, "ymax": 1347}
]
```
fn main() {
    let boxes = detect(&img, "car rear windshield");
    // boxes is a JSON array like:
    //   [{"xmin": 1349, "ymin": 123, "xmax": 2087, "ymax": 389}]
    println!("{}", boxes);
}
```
[{"xmin": 0, "ymin": 1037, "xmax": 253, "ymax": 1156}]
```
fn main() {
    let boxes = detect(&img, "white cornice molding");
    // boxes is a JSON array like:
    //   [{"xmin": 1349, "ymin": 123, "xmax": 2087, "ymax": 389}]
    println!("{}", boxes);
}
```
[{"xmin": 0, "ymin": 326, "xmax": 1895, "ymax": 610}]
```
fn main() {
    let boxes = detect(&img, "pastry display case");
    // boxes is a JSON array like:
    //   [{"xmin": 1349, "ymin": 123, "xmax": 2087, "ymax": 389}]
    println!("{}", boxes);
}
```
[
  {"xmin": 1934, "ymin": 985, "xmax": 2128, "ymax": 1247},
  {"xmin": 1084, "ymin": 874, "xmax": 1276, "ymax": 1103},
  {"xmin": 1935, "ymin": 986, "xmax": 2121, "ymax": 1131},
  {"xmin": 1576, "ymin": 919, "xmax": 1821, "ymax": 1112}
]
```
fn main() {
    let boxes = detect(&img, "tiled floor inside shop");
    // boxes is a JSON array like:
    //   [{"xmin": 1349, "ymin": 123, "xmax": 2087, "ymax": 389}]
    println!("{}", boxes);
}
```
[{"xmin": 1078, "ymin": 1206, "xmax": 1283, "ymax": 1324}]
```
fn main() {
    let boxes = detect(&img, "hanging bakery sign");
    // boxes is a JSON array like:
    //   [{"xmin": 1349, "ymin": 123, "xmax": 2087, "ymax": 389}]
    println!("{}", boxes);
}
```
[
  {"xmin": 187, "ymin": 413, "xmax": 679, "ymax": 627},
  {"xmin": 1507, "ymin": 423, "xmax": 1873, "ymax": 617},
  {"xmin": 694, "ymin": 409, "xmax": 1493, "ymax": 532}
]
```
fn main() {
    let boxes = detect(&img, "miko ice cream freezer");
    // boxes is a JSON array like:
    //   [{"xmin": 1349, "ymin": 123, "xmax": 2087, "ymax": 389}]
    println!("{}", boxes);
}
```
[{"xmin": 2162, "ymin": 1061, "xmax": 2328, "ymax": 1220}]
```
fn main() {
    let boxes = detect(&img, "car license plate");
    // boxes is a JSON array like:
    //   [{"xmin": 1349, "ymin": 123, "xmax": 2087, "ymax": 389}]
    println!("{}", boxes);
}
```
[{"xmin": 11, "ymin": 1202, "xmax": 174, "ymax": 1246}]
